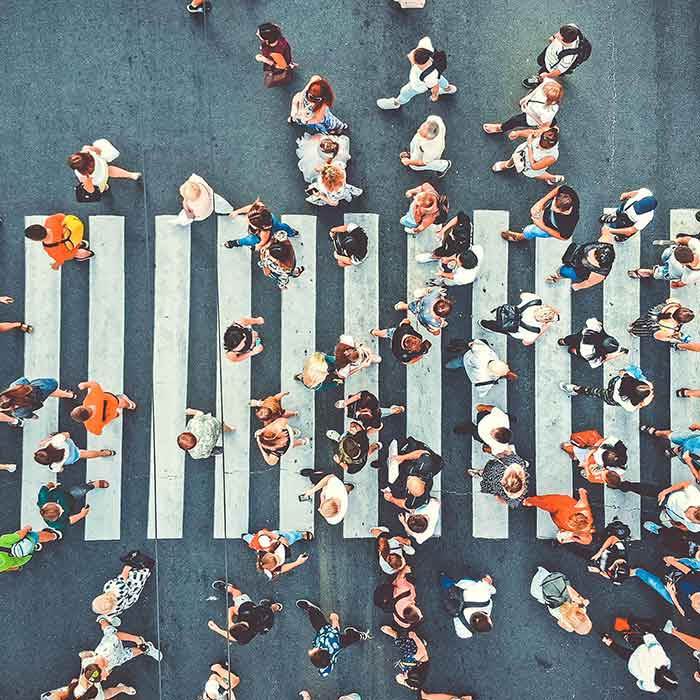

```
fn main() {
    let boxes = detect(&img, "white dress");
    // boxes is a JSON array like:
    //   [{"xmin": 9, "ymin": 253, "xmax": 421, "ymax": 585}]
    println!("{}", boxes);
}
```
[
  {"xmin": 512, "ymin": 139, "xmax": 559, "ymax": 178},
  {"xmin": 296, "ymin": 133, "xmax": 350, "ymax": 183}
]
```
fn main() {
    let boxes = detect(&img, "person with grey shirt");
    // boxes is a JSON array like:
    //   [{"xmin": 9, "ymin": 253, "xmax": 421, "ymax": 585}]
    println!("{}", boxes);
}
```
[{"xmin": 177, "ymin": 408, "xmax": 235, "ymax": 459}]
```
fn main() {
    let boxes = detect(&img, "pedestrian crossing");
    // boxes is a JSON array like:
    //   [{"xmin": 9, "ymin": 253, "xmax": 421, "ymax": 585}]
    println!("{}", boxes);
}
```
[{"xmin": 14, "ymin": 210, "xmax": 699, "ymax": 541}]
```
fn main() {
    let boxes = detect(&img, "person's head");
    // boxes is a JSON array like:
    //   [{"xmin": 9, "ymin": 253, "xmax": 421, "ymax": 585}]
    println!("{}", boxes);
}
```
[
  {"xmin": 407, "ymin": 513, "xmax": 429, "ymax": 534},
  {"xmin": 686, "ymin": 506, "xmax": 700, "ymax": 524},
  {"xmin": 339, "ymin": 436, "xmax": 362, "ymax": 462},
  {"xmin": 338, "ymin": 345, "xmax": 360, "ymax": 365},
  {"xmin": 567, "ymin": 512, "xmax": 592, "ymax": 532},
  {"xmin": 559, "ymin": 24, "xmax": 580, "ymax": 43},
  {"xmin": 558, "ymin": 602, "xmax": 592, "ymax": 635},
  {"xmin": 320, "ymin": 164, "xmax": 345, "ymax": 192},
  {"xmin": 91, "ymin": 591, "xmax": 118, "ymax": 615},
  {"xmin": 267, "ymin": 240, "xmax": 296, "ymax": 269},
  {"xmin": 628, "ymin": 380, "xmax": 652, "ymax": 405},
  {"xmin": 68, "ymin": 151, "xmax": 94, "ymax": 174},
  {"xmin": 543, "ymin": 81, "xmax": 563, "ymax": 105},
  {"xmin": 404, "ymin": 334, "xmax": 424, "ymax": 354},
  {"xmin": 182, "ymin": 181, "xmax": 202, "ymax": 202},
  {"xmin": 674, "ymin": 244, "xmax": 695, "ymax": 264},
  {"xmin": 255, "ymin": 406, "xmax": 275, "ymax": 422},
  {"xmin": 601, "ymin": 449, "xmax": 625, "ymax": 469},
  {"xmin": 24, "ymin": 224, "xmax": 48, "ymax": 241},
  {"xmin": 413, "ymin": 47, "xmax": 433, "ymax": 64},
  {"xmin": 469, "ymin": 611, "xmax": 493, "ymax": 633},
  {"xmin": 653, "ymin": 667, "xmax": 679, "ymax": 691},
  {"xmin": 604, "ymin": 470, "xmax": 623, "ymax": 488},
  {"xmin": 672, "ymin": 306, "xmax": 695, "ymax": 324},
  {"xmin": 258, "ymin": 428, "xmax": 282, "ymax": 449},
  {"xmin": 39, "ymin": 502, "xmax": 63, "ymax": 522},
  {"xmin": 539, "ymin": 127, "xmax": 559, "ymax": 148},
  {"xmin": 228, "ymin": 621, "xmax": 254, "ymax": 644},
  {"xmin": 690, "ymin": 591, "xmax": 700, "ymax": 614},
  {"xmin": 434, "ymin": 297, "xmax": 453, "ymax": 318},
  {"xmin": 554, "ymin": 190, "xmax": 575, "ymax": 212},
  {"xmin": 223, "ymin": 323, "xmax": 247, "ymax": 352},
  {"xmin": 633, "ymin": 195, "xmax": 658, "ymax": 215},
  {"xmin": 306, "ymin": 78, "xmax": 335, "ymax": 110},
  {"xmin": 593, "ymin": 244, "xmax": 615, "ymax": 269},
  {"xmin": 319, "ymin": 498, "xmax": 341, "ymax": 520},
  {"xmin": 259, "ymin": 552, "xmax": 278, "ymax": 571},
  {"xmin": 387, "ymin": 553, "xmax": 405, "ymax": 571},
  {"xmin": 534, "ymin": 304, "xmax": 559, "ymax": 324},
  {"xmin": 458, "ymin": 250, "xmax": 479, "ymax": 269},
  {"xmin": 319, "ymin": 138, "xmax": 339, "ymax": 157},
  {"xmin": 177, "ymin": 431, "xmax": 197, "ymax": 451},
  {"xmin": 488, "ymin": 359, "xmax": 510, "ymax": 378},
  {"xmin": 257, "ymin": 22, "xmax": 281, "ymax": 43},
  {"xmin": 502, "ymin": 468, "xmax": 525, "ymax": 499},
  {"xmin": 415, "ymin": 191, "xmax": 438, "ymax": 209},
  {"xmin": 491, "ymin": 427, "xmax": 512, "ymax": 445},
  {"xmin": 418, "ymin": 119, "xmax": 441, "ymax": 140},
  {"xmin": 406, "ymin": 475, "xmax": 427, "ymax": 497},
  {"xmin": 308, "ymin": 647, "xmax": 332, "ymax": 669},
  {"xmin": 248, "ymin": 202, "xmax": 273, "ymax": 231},
  {"xmin": 33, "ymin": 444, "xmax": 65, "ymax": 466},
  {"xmin": 71, "ymin": 405, "xmax": 94, "ymax": 424},
  {"xmin": 402, "ymin": 604, "xmax": 423, "ymax": 625},
  {"xmin": 82, "ymin": 664, "xmax": 102, "ymax": 685}
]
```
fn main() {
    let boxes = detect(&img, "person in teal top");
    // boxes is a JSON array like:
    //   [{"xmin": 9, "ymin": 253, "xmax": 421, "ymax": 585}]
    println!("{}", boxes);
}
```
[{"xmin": 37, "ymin": 480, "xmax": 110, "ymax": 533}]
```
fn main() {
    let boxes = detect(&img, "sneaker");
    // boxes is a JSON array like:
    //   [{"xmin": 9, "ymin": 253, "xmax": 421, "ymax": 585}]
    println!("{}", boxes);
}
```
[
  {"xmin": 522, "ymin": 75, "xmax": 541, "ymax": 89},
  {"xmin": 300, "ymin": 468, "xmax": 315, "ymax": 477},
  {"xmin": 415, "ymin": 252, "xmax": 434, "ymax": 263},
  {"xmin": 376, "ymin": 97, "xmax": 401, "ymax": 110},
  {"xmin": 402, "ymin": 544, "xmax": 416, "ymax": 556},
  {"xmin": 12, "ymin": 418, "xmax": 24, "ymax": 428},
  {"xmin": 142, "ymin": 641, "xmax": 163, "ymax": 661},
  {"xmin": 443, "ymin": 84, "xmax": 458, "ymax": 94},
  {"xmin": 437, "ymin": 161, "xmax": 452, "ymax": 179},
  {"xmin": 326, "ymin": 430, "xmax": 341, "ymax": 442},
  {"xmin": 296, "ymin": 599, "xmax": 312, "ymax": 611},
  {"xmin": 288, "ymin": 229, "xmax": 300, "ymax": 238},
  {"xmin": 370, "ymin": 526, "xmax": 390, "ymax": 537},
  {"xmin": 559, "ymin": 383, "xmax": 578, "ymax": 396},
  {"xmin": 643, "ymin": 521, "xmax": 661, "ymax": 535},
  {"xmin": 187, "ymin": 2, "xmax": 205, "ymax": 12},
  {"xmin": 224, "ymin": 239, "xmax": 240, "ymax": 248},
  {"xmin": 211, "ymin": 580, "xmax": 228, "ymax": 592},
  {"xmin": 4, "ymin": 464, "xmax": 16, "ymax": 473},
  {"xmin": 663, "ymin": 619, "xmax": 675, "ymax": 634},
  {"xmin": 599, "ymin": 213, "xmax": 616, "ymax": 224}
]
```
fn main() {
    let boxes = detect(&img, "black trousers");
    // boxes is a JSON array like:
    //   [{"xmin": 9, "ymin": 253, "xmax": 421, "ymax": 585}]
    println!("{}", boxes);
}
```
[
  {"xmin": 611, "ymin": 480, "xmax": 660, "ymax": 498},
  {"xmin": 303, "ymin": 602, "xmax": 363, "ymax": 647},
  {"xmin": 501, "ymin": 112, "xmax": 558, "ymax": 132}
]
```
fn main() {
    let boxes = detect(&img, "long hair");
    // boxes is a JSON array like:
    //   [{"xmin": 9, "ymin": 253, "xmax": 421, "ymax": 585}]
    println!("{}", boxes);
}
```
[{"xmin": 306, "ymin": 78, "xmax": 335, "ymax": 111}]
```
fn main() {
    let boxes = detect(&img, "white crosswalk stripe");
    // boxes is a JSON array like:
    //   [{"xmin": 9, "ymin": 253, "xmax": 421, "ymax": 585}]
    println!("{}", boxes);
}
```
[{"xmin": 17, "ymin": 210, "xmax": 695, "ymax": 541}]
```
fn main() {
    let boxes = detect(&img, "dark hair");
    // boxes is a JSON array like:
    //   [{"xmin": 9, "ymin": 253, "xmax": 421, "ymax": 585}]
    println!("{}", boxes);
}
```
[
  {"xmin": 82, "ymin": 664, "xmax": 102, "ymax": 683},
  {"xmin": 407, "ymin": 514, "xmax": 428, "ymax": 533},
  {"xmin": 177, "ymin": 432, "xmax": 197, "ymax": 450},
  {"xmin": 492, "ymin": 427, "xmax": 512, "ymax": 444},
  {"xmin": 223, "ymin": 324, "xmax": 246, "ymax": 352},
  {"xmin": 404, "ymin": 335, "xmax": 423, "ymax": 353},
  {"xmin": 413, "ymin": 48, "xmax": 433, "ymax": 64},
  {"xmin": 319, "ymin": 138, "xmax": 340, "ymax": 156},
  {"xmin": 434, "ymin": 298, "xmax": 453, "ymax": 318},
  {"xmin": 470, "ymin": 611, "xmax": 493, "ymax": 633},
  {"xmin": 268, "ymin": 239, "xmax": 296, "ymax": 268},
  {"xmin": 256, "ymin": 407, "xmax": 274, "ymax": 422},
  {"xmin": 306, "ymin": 78, "xmax": 335, "ymax": 110},
  {"xmin": 593, "ymin": 245, "xmax": 615, "ymax": 268},
  {"xmin": 339, "ymin": 436, "xmax": 362, "ymax": 460},
  {"xmin": 541, "ymin": 127, "xmax": 559, "ymax": 147},
  {"xmin": 34, "ymin": 444, "xmax": 66, "ymax": 466},
  {"xmin": 674, "ymin": 245, "xmax": 694, "ymax": 264},
  {"xmin": 248, "ymin": 206, "xmax": 272, "ymax": 231},
  {"xmin": 605, "ymin": 470, "xmax": 622, "ymax": 488},
  {"xmin": 600, "ymin": 335, "xmax": 620, "ymax": 355},
  {"xmin": 228, "ymin": 622, "xmax": 255, "ymax": 645},
  {"xmin": 68, "ymin": 152, "xmax": 94, "ymax": 174},
  {"xmin": 560, "ymin": 24, "xmax": 580, "ymax": 43},
  {"xmin": 71, "ymin": 405, "xmax": 93, "ymax": 423},
  {"xmin": 672, "ymin": 307, "xmax": 695, "ymax": 324},
  {"xmin": 402, "ymin": 604, "xmax": 422, "ymax": 625},
  {"xmin": 601, "ymin": 449, "xmax": 625, "ymax": 469},
  {"xmin": 386, "ymin": 553, "xmax": 404, "ymax": 571},
  {"xmin": 257, "ymin": 22, "xmax": 281, "ymax": 42},
  {"xmin": 619, "ymin": 377, "xmax": 651, "ymax": 406},
  {"xmin": 459, "ymin": 250, "xmax": 478, "ymax": 269},
  {"xmin": 309, "ymin": 647, "xmax": 332, "ymax": 668},
  {"xmin": 431, "ymin": 49, "xmax": 447, "ymax": 73},
  {"xmin": 653, "ymin": 667, "xmax": 679, "ymax": 690},
  {"xmin": 25, "ymin": 224, "xmax": 48, "ymax": 241},
  {"xmin": 555, "ymin": 191, "xmax": 574, "ymax": 210}
]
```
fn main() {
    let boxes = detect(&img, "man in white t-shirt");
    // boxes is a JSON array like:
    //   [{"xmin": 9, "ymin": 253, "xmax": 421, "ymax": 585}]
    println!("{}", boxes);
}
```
[
  {"xmin": 425, "ymin": 245, "xmax": 483, "ymax": 287},
  {"xmin": 377, "ymin": 36, "xmax": 457, "ymax": 110},
  {"xmin": 440, "ymin": 571, "xmax": 496, "ymax": 639},
  {"xmin": 398, "ymin": 497, "xmax": 440, "ymax": 544},
  {"xmin": 600, "ymin": 188, "xmax": 658, "ymax": 241},
  {"xmin": 523, "ymin": 24, "xmax": 584, "ymax": 88},
  {"xmin": 656, "ymin": 481, "xmax": 700, "ymax": 533},
  {"xmin": 455, "ymin": 404, "xmax": 514, "ymax": 456},
  {"xmin": 445, "ymin": 339, "xmax": 515, "ymax": 397},
  {"xmin": 401, "ymin": 116, "xmax": 451, "ymax": 176}
]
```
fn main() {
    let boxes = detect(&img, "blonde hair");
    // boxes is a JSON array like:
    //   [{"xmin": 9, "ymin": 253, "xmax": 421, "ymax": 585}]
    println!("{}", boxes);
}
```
[
  {"xmin": 559, "ymin": 602, "xmax": 592, "ymax": 635},
  {"xmin": 91, "ymin": 592, "xmax": 118, "ymax": 615},
  {"xmin": 182, "ymin": 182, "xmax": 202, "ymax": 200},
  {"xmin": 535, "ymin": 305, "xmax": 559, "ymax": 324},
  {"xmin": 320, "ymin": 164, "xmax": 345, "ymax": 191},
  {"xmin": 302, "ymin": 352, "xmax": 330, "ymax": 388},
  {"xmin": 543, "ymin": 81, "xmax": 563, "ymax": 104}
]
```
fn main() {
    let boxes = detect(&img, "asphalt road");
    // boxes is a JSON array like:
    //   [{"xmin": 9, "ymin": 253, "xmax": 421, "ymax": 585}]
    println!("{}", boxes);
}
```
[{"xmin": 2, "ymin": 1, "xmax": 700, "ymax": 699}]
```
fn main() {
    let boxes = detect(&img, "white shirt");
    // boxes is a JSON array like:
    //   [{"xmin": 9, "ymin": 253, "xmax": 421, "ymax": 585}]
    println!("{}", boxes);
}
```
[
  {"xmin": 627, "ymin": 634, "xmax": 671, "ymax": 693},
  {"xmin": 463, "ymin": 340, "xmax": 500, "ymax": 396},
  {"xmin": 620, "ymin": 188, "xmax": 655, "ymax": 232},
  {"xmin": 444, "ymin": 244, "xmax": 483, "ymax": 286},
  {"xmin": 579, "ymin": 317, "xmax": 603, "ymax": 367},
  {"xmin": 321, "ymin": 475, "xmax": 349, "ymax": 525},
  {"xmin": 408, "ymin": 37, "xmax": 440, "ymax": 92},
  {"xmin": 409, "ymin": 116, "xmax": 446, "ymax": 164},
  {"xmin": 544, "ymin": 36, "xmax": 580, "ymax": 73},
  {"xmin": 477, "ymin": 407, "xmax": 514, "ymax": 454},
  {"xmin": 510, "ymin": 292, "xmax": 545, "ymax": 343},
  {"xmin": 451, "ymin": 578, "xmax": 496, "ymax": 639},
  {"xmin": 523, "ymin": 78, "xmax": 560, "ymax": 126},
  {"xmin": 664, "ymin": 484, "xmax": 700, "ymax": 533},
  {"xmin": 405, "ymin": 497, "xmax": 441, "ymax": 544},
  {"xmin": 46, "ymin": 433, "xmax": 70, "ymax": 472}
]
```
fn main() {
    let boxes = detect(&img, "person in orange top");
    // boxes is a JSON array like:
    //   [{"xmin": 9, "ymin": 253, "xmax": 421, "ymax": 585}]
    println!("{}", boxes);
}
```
[
  {"xmin": 524, "ymin": 488, "xmax": 595, "ymax": 544},
  {"xmin": 24, "ymin": 214, "xmax": 93, "ymax": 270},
  {"xmin": 70, "ymin": 381, "xmax": 136, "ymax": 436},
  {"xmin": 560, "ymin": 430, "xmax": 628, "ymax": 485}
]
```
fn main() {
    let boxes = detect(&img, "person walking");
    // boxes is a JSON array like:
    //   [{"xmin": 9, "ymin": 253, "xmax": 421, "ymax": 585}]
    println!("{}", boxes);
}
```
[
  {"xmin": 529, "ymin": 566, "xmax": 592, "ymax": 634},
  {"xmin": 299, "ymin": 473, "xmax": 353, "ymax": 526},
  {"xmin": 629, "ymin": 233, "xmax": 700, "ymax": 287},
  {"xmin": 322, "ymin": 420, "xmax": 380, "ymax": 473},
  {"xmin": 444, "ymin": 338, "xmax": 517, "ymax": 396},
  {"xmin": 523, "ymin": 488, "xmax": 595, "ymax": 544},
  {"xmin": 296, "ymin": 599, "xmax": 370, "ymax": 677},
  {"xmin": 631, "ymin": 555, "xmax": 700, "ymax": 617},
  {"xmin": 242, "ymin": 527, "xmax": 312, "ymax": 579},
  {"xmin": 439, "ymin": 570, "xmax": 495, "ymax": 639},
  {"xmin": 480, "ymin": 291, "xmax": 559, "ymax": 346},
  {"xmin": 545, "ymin": 228, "xmax": 616, "ymax": 291},
  {"xmin": 24, "ymin": 214, "xmax": 93, "ymax": 268},
  {"xmin": 297, "ymin": 134, "xmax": 351, "ymax": 184},
  {"xmin": 256, "ymin": 22, "xmax": 296, "ymax": 87},
  {"xmin": 305, "ymin": 162, "xmax": 363, "ymax": 206},
  {"xmin": 92, "ymin": 551, "xmax": 155, "ymax": 626},
  {"xmin": 382, "ymin": 437, "xmax": 443, "ymax": 511},
  {"xmin": 201, "ymin": 664, "xmax": 240, "ymax": 700},
  {"xmin": 640, "ymin": 424, "xmax": 700, "ymax": 482},
  {"xmin": 522, "ymin": 24, "xmax": 591, "ymax": 88},
  {"xmin": 491, "ymin": 127, "xmax": 563, "ymax": 184},
  {"xmin": 628, "ymin": 298, "xmax": 694, "ymax": 345},
  {"xmin": 456, "ymin": 403, "xmax": 514, "ymax": 456},
  {"xmin": 0, "ymin": 294, "xmax": 31, "ymax": 335},
  {"xmin": 401, "ymin": 116, "xmax": 451, "ymax": 176},
  {"xmin": 294, "ymin": 351, "xmax": 343, "ymax": 391},
  {"xmin": 223, "ymin": 317, "xmax": 264, "ymax": 362},
  {"xmin": 501, "ymin": 185, "xmax": 579, "ymax": 242},
  {"xmin": 467, "ymin": 453, "xmax": 529, "ymax": 508},
  {"xmin": 250, "ymin": 391, "xmax": 297, "ymax": 426},
  {"xmin": 394, "ymin": 287, "xmax": 453, "ymax": 337},
  {"xmin": 370, "ymin": 526, "xmax": 415, "ymax": 575},
  {"xmin": 335, "ymin": 391, "xmax": 403, "ymax": 435},
  {"xmin": 391, "ymin": 564, "xmax": 424, "ymax": 630},
  {"xmin": 377, "ymin": 36, "xmax": 457, "ymax": 110},
  {"xmin": 0, "ymin": 377, "xmax": 76, "ymax": 427},
  {"xmin": 400, "ymin": 182, "xmax": 446, "ymax": 235},
  {"xmin": 371, "ymin": 318, "xmax": 431, "ymax": 365},
  {"xmin": 398, "ymin": 497, "xmax": 441, "ymax": 544},
  {"xmin": 648, "ymin": 480, "xmax": 700, "ymax": 534},
  {"xmin": 177, "ymin": 408, "xmax": 234, "ymax": 459},
  {"xmin": 257, "ymin": 238, "xmax": 305, "ymax": 289},
  {"xmin": 68, "ymin": 140, "xmax": 141, "ymax": 198},
  {"xmin": 289, "ymin": 75, "xmax": 348, "ymax": 134},
  {"xmin": 578, "ymin": 519, "xmax": 632, "ymax": 586},
  {"xmin": 557, "ymin": 318, "xmax": 627, "ymax": 368},
  {"xmin": 176, "ymin": 174, "xmax": 215, "ymax": 226},
  {"xmin": 379, "ymin": 626, "xmax": 429, "ymax": 691},
  {"xmin": 255, "ymin": 416, "xmax": 310, "ymax": 466},
  {"xmin": 34, "ymin": 432, "xmax": 115, "ymax": 473},
  {"xmin": 600, "ymin": 188, "xmax": 658, "ymax": 241},
  {"xmin": 560, "ymin": 365, "xmax": 654, "ymax": 412},
  {"xmin": 560, "ymin": 430, "xmax": 628, "ymax": 485},
  {"xmin": 71, "ymin": 380, "xmax": 136, "ymax": 436},
  {"xmin": 328, "ymin": 222, "xmax": 368, "ymax": 267},
  {"xmin": 0, "ymin": 524, "xmax": 58, "ymax": 574},
  {"xmin": 483, "ymin": 78, "xmax": 563, "ymax": 134},
  {"xmin": 224, "ymin": 199, "xmax": 298, "ymax": 249},
  {"xmin": 37, "ymin": 479, "xmax": 110, "ymax": 535}
]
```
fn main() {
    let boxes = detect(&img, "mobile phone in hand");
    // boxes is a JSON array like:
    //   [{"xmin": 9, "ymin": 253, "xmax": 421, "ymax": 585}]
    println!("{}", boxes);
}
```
[{"xmin": 298, "ymin": 494, "xmax": 312, "ymax": 502}]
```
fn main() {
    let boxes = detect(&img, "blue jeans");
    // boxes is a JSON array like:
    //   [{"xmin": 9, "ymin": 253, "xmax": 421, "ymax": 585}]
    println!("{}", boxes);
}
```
[
  {"xmin": 397, "ymin": 75, "xmax": 449, "ymax": 105},
  {"xmin": 234, "ymin": 216, "xmax": 297, "ymax": 247},
  {"xmin": 440, "ymin": 573, "xmax": 457, "ymax": 590},
  {"xmin": 523, "ymin": 223, "xmax": 553, "ymax": 240},
  {"xmin": 634, "ymin": 568, "xmax": 674, "ymax": 606}
]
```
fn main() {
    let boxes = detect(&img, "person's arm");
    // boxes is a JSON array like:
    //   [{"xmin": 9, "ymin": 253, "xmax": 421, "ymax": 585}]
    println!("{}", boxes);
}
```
[
  {"xmin": 329, "ymin": 612, "xmax": 341, "ymax": 629},
  {"xmin": 16, "ymin": 524, "xmax": 33, "ymax": 539},
  {"xmin": 663, "ymin": 555, "xmax": 693, "ymax": 575},
  {"xmin": 69, "ymin": 505, "xmax": 91, "ymax": 525},
  {"xmin": 507, "ymin": 128, "xmax": 538, "ymax": 141},
  {"xmin": 302, "ymin": 474, "xmax": 332, "ymax": 497},
  {"xmin": 77, "ymin": 380, "xmax": 99, "ymax": 391},
  {"xmin": 665, "ymin": 581, "xmax": 686, "ymax": 616},
  {"xmin": 116, "ymin": 629, "xmax": 146, "ymax": 644},
  {"xmin": 255, "ymin": 53, "xmax": 276, "ymax": 66},
  {"xmin": 620, "ymin": 190, "xmax": 637, "ymax": 201},
  {"xmin": 409, "ymin": 631, "xmax": 429, "ymax": 661},
  {"xmin": 397, "ymin": 449, "xmax": 429, "ymax": 464},
  {"xmin": 571, "ymin": 273, "xmax": 606, "ymax": 291},
  {"xmin": 383, "ymin": 490, "xmax": 407, "ymax": 509},
  {"xmin": 657, "ymin": 481, "xmax": 692, "ymax": 504},
  {"xmin": 591, "ymin": 536, "xmax": 617, "ymax": 560},
  {"xmin": 185, "ymin": 408, "xmax": 204, "ymax": 417},
  {"xmin": 566, "ymin": 585, "xmax": 589, "ymax": 608},
  {"xmin": 228, "ymin": 201, "xmax": 256, "ymax": 217},
  {"xmin": 681, "ymin": 451, "xmax": 700, "ymax": 482},
  {"xmin": 239, "ymin": 316, "xmax": 265, "ymax": 326},
  {"xmin": 329, "ymin": 224, "xmax": 348, "ymax": 235},
  {"xmin": 405, "ymin": 185, "xmax": 423, "ymax": 198},
  {"xmin": 278, "ymin": 552, "xmax": 309, "ymax": 574},
  {"xmin": 207, "ymin": 620, "xmax": 236, "ymax": 642}
]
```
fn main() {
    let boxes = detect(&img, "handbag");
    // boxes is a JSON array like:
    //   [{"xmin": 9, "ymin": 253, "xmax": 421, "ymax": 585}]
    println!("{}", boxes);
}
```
[
  {"xmin": 75, "ymin": 183, "xmax": 102, "ymax": 203},
  {"xmin": 264, "ymin": 68, "xmax": 293, "ymax": 88}
]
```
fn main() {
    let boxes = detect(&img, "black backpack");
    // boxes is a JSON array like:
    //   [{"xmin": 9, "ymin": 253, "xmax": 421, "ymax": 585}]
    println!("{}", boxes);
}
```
[
  {"xmin": 556, "ymin": 35, "xmax": 592, "ymax": 72},
  {"xmin": 541, "ymin": 572, "xmax": 570, "ymax": 608},
  {"xmin": 494, "ymin": 298, "xmax": 542, "ymax": 334}
]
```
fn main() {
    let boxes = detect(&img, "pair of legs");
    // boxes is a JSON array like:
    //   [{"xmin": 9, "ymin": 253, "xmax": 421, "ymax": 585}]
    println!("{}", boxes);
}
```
[
  {"xmin": 69, "ymin": 480, "xmax": 110, "ymax": 500},
  {"xmin": 297, "ymin": 600, "xmax": 366, "ymax": 647},
  {"xmin": 560, "ymin": 382, "xmax": 615, "ymax": 404},
  {"xmin": 484, "ymin": 113, "xmax": 556, "ymax": 133},
  {"xmin": 106, "ymin": 165, "xmax": 141, "ymax": 181},
  {"xmin": 501, "ymin": 223, "xmax": 554, "ymax": 242},
  {"xmin": 377, "ymin": 76, "xmax": 457, "ymax": 110},
  {"xmin": 78, "ymin": 448, "xmax": 117, "ymax": 460},
  {"xmin": 0, "ymin": 321, "xmax": 32, "ymax": 334}
]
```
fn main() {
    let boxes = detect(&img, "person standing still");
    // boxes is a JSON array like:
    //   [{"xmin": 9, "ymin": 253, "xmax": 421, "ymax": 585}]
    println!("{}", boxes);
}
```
[
  {"xmin": 256, "ymin": 23, "xmax": 297, "ymax": 87},
  {"xmin": 401, "ymin": 116, "xmax": 451, "ymax": 176}
]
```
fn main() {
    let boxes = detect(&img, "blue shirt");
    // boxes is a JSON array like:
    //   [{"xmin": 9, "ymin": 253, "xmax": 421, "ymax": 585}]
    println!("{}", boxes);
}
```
[{"xmin": 313, "ymin": 624, "xmax": 342, "ymax": 677}]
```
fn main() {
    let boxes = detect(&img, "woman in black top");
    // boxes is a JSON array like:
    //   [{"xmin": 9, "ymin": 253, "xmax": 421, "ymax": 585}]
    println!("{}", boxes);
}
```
[
  {"xmin": 371, "ymin": 319, "xmax": 431, "ymax": 365},
  {"xmin": 502, "ymin": 185, "xmax": 580, "ymax": 242},
  {"xmin": 335, "ymin": 390, "xmax": 405, "ymax": 433},
  {"xmin": 254, "ymin": 416, "xmax": 310, "ymax": 466},
  {"xmin": 567, "ymin": 520, "xmax": 631, "ymax": 586},
  {"xmin": 224, "ymin": 317, "xmax": 265, "ymax": 363},
  {"xmin": 546, "ymin": 227, "xmax": 616, "ymax": 291},
  {"xmin": 558, "ymin": 317, "xmax": 628, "ymax": 368}
]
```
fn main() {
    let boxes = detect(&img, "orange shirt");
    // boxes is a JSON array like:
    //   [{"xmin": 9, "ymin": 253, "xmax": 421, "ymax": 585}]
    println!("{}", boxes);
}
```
[
  {"xmin": 82, "ymin": 383, "xmax": 120, "ymax": 436},
  {"xmin": 43, "ymin": 214, "xmax": 84, "ymax": 267}
]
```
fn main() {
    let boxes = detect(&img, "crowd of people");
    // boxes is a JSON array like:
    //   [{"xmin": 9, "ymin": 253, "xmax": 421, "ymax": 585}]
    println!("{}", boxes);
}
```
[{"xmin": 3, "ymin": 5, "xmax": 700, "ymax": 700}]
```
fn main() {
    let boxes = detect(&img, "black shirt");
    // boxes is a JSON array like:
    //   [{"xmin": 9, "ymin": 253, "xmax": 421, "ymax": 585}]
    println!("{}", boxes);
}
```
[
  {"xmin": 543, "ymin": 185, "xmax": 579, "ymax": 240},
  {"xmin": 347, "ymin": 390, "xmax": 382, "ymax": 429},
  {"xmin": 392, "ymin": 323, "xmax": 430, "ymax": 364}
]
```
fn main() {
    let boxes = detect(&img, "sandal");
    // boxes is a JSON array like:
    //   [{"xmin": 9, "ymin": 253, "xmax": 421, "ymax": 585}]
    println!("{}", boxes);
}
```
[
  {"xmin": 19, "ymin": 323, "xmax": 33, "ymax": 334},
  {"xmin": 491, "ymin": 160, "xmax": 509, "ymax": 172},
  {"xmin": 639, "ymin": 425, "xmax": 657, "ymax": 436},
  {"xmin": 482, "ymin": 123, "xmax": 502, "ymax": 134},
  {"xmin": 676, "ymin": 388, "xmax": 691, "ymax": 398},
  {"xmin": 302, "ymin": 531, "xmax": 314, "ymax": 541},
  {"xmin": 121, "ymin": 396, "xmax": 137, "ymax": 410},
  {"xmin": 545, "ymin": 274, "xmax": 560, "ymax": 284},
  {"xmin": 466, "ymin": 468, "xmax": 483, "ymax": 478},
  {"xmin": 627, "ymin": 269, "xmax": 642, "ymax": 279},
  {"xmin": 92, "ymin": 480, "xmax": 110, "ymax": 489},
  {"xmin": 500, "ymin": 231, "xmax": 524, "ymax": 241}
]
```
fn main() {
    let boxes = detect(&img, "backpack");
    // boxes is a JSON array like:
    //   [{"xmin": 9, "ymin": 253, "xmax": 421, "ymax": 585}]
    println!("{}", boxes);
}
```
[
  {"xmin": 0, "ymin": 534, "xmax": 38, "ymax": 559},
  {"xmin": 540, "ymin": 572, "xmax": 570, "ymax": 608},
  {"xmin": 335, "ymin": 227, "xmax": 368, "ymax": 261},
  {"xmin": 494, "ymin": 298, "xmax": 542, "ymax": 334},
  {"xmin": 556, "ymin": 35, "xmax": 592, "ymax": 72}
]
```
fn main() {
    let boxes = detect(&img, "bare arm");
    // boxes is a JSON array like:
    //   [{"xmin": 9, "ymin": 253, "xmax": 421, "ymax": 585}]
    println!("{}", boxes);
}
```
[
  {"xmin": 571, "ymin": 273, "xmax": 606, "ymax": 291},
  {"xmin": 303, "ymin": 474, "xmax": 332, "ymax": 497},
  {"xmin": 185, "ymin": 408, "xmax": 204, "ymax": 417}
]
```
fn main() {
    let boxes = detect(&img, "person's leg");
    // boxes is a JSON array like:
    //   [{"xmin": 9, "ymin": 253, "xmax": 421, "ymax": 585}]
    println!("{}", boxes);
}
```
[
  {"xmin": 523, "ymin": 494, "xmax": 572, "ymax": 514},
  {"xmin": 227, "ymin": 232, "xmax": 261, "ymax": 248},
  {"xmin": 116, "ymin": 394, "xmax": 136, "ymax": 410},
  {"xmin": 78, "ymin": 449, "xmax": 115, "ymax": 459},
  {"xmin": 396, "ymin": 82, "xmax": 422, "ymax": 105},
  {"xmin": 277, "ymin": 530, "xmax": 306, "ymax": 546},
  {"xmin": 0, "ymin": 322, "xmax": 23, "ymax": 333},
  {"xmin": 500, "ymin": 113, "xmax": 530, "ymax": 132},
  {"xmin": 669, "ymin": 627, "xmax": 700, "ymax": 652},
  {"xmin": 606, "ymin": 639, "xmax": 634, "ymax": 662},
  {"xmin": 439, "ymin": 573, "xmax": 457, "ymax": 589},
  {"xmin": 68, "ymin": 483, "xmax": 96, "ymax": 499},
  {"xmin": 615, "ymin": 480, "xmax": 661, "ymax": 498},
  {"xmin": 573, "ymin": 385, "xmax": 607, "ymax": 400},
  {"xmin": 632, "ymin": 568, "xmax": 674, "ymax": 605},
  {"xmin": 420, "ymin": 692, "xmax": 473, "ymax": 700},
  {"xmin": 300, "ymin": 602, "xmax": 329, "ymax": 631},
  {"xmin": 107, "ymin": 165, "xmax": 141, "ymax": 180},
  {"xmin": 340, "ymin": 627, "xmax": 366, "ymax": 647},
  {"xmin": 521, "ymin": 224, "xmax": 553, "ymax": 240},
  {"xmin": 410, "ymin": 160, "xmax": 450, "ymax": 174}
]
